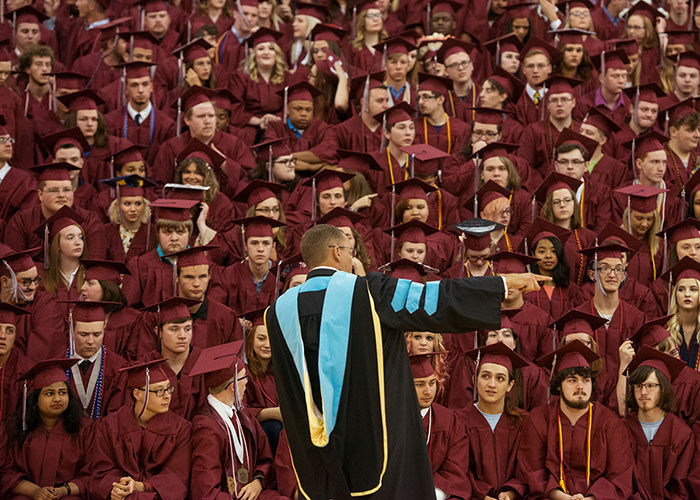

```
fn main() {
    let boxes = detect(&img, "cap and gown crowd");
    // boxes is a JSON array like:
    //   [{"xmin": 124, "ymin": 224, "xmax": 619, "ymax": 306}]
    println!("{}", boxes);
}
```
[{"xmin": 6, "ymin": 0, "xmax": 700, "ymax": 498}]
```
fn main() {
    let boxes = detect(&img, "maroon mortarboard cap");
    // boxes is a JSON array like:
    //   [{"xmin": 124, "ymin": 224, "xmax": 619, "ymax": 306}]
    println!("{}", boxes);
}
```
[
  {"xmin": 117, "ymin": 31, "xmax": 158, "ymax": 49},
  {"xmin": 622, "ymin": 83, "xmax": 666, "ymax": 105},
  {"xmin": 174, "ymin": 86, "xmax": 218, "ymax": 113},
  {"xmin": 42, "ymin": 128, "xmax": 89, "ymax": 156},
  {"xmin": 171, "ymin": 245, "xmax": 216, "ymax": 269},
  {"xmin": 142, "ymin": 297, "xmax": 200, "ymax": 324},
  {"xmin": 465, "ymin": 232, "xmax": 492, "ymax": 251},
  {"xmin": 386, "ymin": 220, "xmax": 437, "ymax": 245},
  {"xmin": 657, "ymin": 218, "xmax": 700, "ymax": 245},
  {"xmin": 252, "ymin": 136, "xmax": 292, "ymax": 158},
  {"xmin": 418, "ymin": 72, "xmax": 452, "ymax": 96},
  {"xmin": 597, "ymin": 222, "xmax": 642, "ymax": 255},
  {"xmin": 172, "ymin": 38, "xmax": 211, "ymax": 62},
  {"xmin": 625, "ymin": 1, "xmax": 666, "ymax": 23},
  {"xmin": 163, "ymin": 183, "xmax": 209, "ymax": 202},
  {"xmin": 628, "ymin": 345, "xmax": 686, "ymax": 383},
  {"xmin": 99, "ymin": 174, "xmax": 155, "ymax": 197},
  {"xmin": 0, "ymin": 303, "xmax": 29, "ymax": 325},
  {"xmin": 673, "ymin": 50, "xmax": 700, "ymax": 71},
  {"xmin": 614, "ymin": 184, "xmax": 666, "ymax": 213},
  {"xmin": 296, "ymin": 1, "xmax": 328, "ymax": 20},
  {"xmin": 544, "ymin": 74, "xmax": 582, "ymax": 96},
  {"xmin": 20, "ymin": 359, "xmax": 78, "ymax": 389},
  {"xmin": 385, "ymin": 258, "xmax": 429, "ymax": 281},
  {"xmin": 470, "ymin": 180, "xmax": 509, "ymax": 210},
  {"xmin": 557, "ymin": 0, "xmax": 595, "ymax": 11},
  {"xmin": 47, "ymin": 72, "xmax": 89, "ymax": 90},
  {"xmin": 82, "ymin": 259, "xmax": 130, "ymax": 284},
  {"xmin": 401, "ymin": 143, "xmax": 449, "ymax": 175},
  {"xmin": 235, "ymin": 215, "xmax": 286, "ymax": 239},
  {"xmin": 466, "ymin": 342, "xmax": 529, "ymax": 374},
  {"xmin": 624, "ymin": 129, "xmax": 667, "ymax": 158},
  {"xmin": 429, "ymin": 0, "xmax": 462, "ymax": 16},
  {"xmin": 661, "ymin": 256, "xmax": 700, "ymax": 284},
  {"xmin": 213, "ymin": 89, "xmax": 239, "ymax": 112},
  {"xmin": 536, "ymin": 339, "xmax": 600, "ymax": 373},
  {"xmin": 612, "ymin": 37, "xmax": 639, "ymax": 57},
  {"xmin": 550, "ymin": 309, "xmax": 607, "ymax": 340},
  {"xmin": 337, "ymin": 150, "xmax": 384, "ymax": 172},
  {"xmin": 533, "ymin": 172, "xmax": 582, "ymax": 204},
  {"xmin": 233, "ymin": 180, "xmax": 283, "ymax": 207},
  {"xmin": 303, "ymin": 168, "xmax": 355, "ymax": 193},
  {"xmin": 468, "ymin": 107, "xmax": 505, "ymax": 126},
  {"xmin": 409, "ymin": 353, "xmax": 437, "ymax": 378},
  {"xmin": 686, "ymin": 168, "xmax": 700, "ymax": 200},
  {"xmin": 374, "ymin": 36, "xmax": 416, "ymax": 56},
  {"xmin": 97, "ymin": 17, "xmax": 132, "ymax": 39},
  {"xmin": 29, "ymin": 162, "xmax": 81, "ymax": 182},
  {"xmin": 0, "ymin": 39, "xmax": 9, "ymax": 62},
  {"xmin": 0, "ymin": 248, "xmax": 39, "ymax": 273},
  {"xmin": 248, "ymin": 27, "xmax": 284, "ymax": 46},
  {"xmin": 487, "ymin": 66, "xmax": 525, "ymax": 101},
  {"xmin": 397, "ymin": 28, "xmax": 421, "ymax": 45},
  {"xmin": 551, "ymin": 28, "xmax": 589, "ymax": 46},
  {"xmin": 116, "ymin": 61, "xmax": 155, "ymax": 80},
  {"xmin": 142, "ymin": 0, "xmax": 169, "ymax": 13},
  {"xmin": 581, "ymin": 106, "xmax": 621, "ymax": 137},
  {"xmin": 499, "ymin": 315, "xmax": 515, "ymax": 332},
  {"xmin": 176, "ymin": 138, "xmax": 225, "ymax": 169},
  {"xmin": 374, "ymin": 102, "xmax": 415, "ymax": 127},
  {"xmin": 436, "ymin": 38, "xmax": 476, "ymax": 64},
  {"xmin": 317, "ymin": 207, "xmax": 364, "ymax": 228},
  {"xmin": 520, "ymin": 218, "xmax": 571, "ymax": 253},
  {"xmin": 150, "ymin": 198, "xmax": 198, "ymax": 222},
  {"xmin": 554, "ymin": 128, "xmax": 598, "ymax": 159},
  {"xmin": 9, "ymin": 5, "xmax": 48, "ymax": 25},
  {"xmin": 630, "ymin": 315, "xmax": 673, "ymax": 347},
  {"xmin": 484, "ymin": 33, "xmax": 523, "ymax": 57},
  {"xmin": 112, "ymin": 144, "xmax": 146, "ymax": 167},
  {"xmin": 278, "ymin": 81, "xmax": 322, "ymax": 102},
  {"xmin": 189, "ymin": 341, "xmax": 245, "ymax": 389},
  {"xmin": 65, "ymin": 301, "xmax": 109, "ymax": 323},
  {"xmin": 578, "ymin": 242, "xmax": 630, "ymax": 261},
  {"xmin": 491, "ymin": 251, "xmax": 539, "ymax": 274},
  {"xmin": 280, "ymin": 253, "xmax": 308, "ymax": 284},
  {"xmin": 503, "ymin": 1, "xmax": 536, "ymax": 19},
  {"xmin": 34, "ymin": 206, "xmax": 84, "ymax": 242},
  {"xmin": 238, "ymin": 0, "xmax": 259, "ymax": 6},
  {"xmin": 57, "ymin": 90, "xmax": 104, "ymax": 112},
  {"xmin": 477, "ymin": 142, "xmax": 519, "ymax": 162},
  {"xmin": 120, "ymin": 358, "xmax": 170, "ymax": 389},
  {"xmin": 241, "ymin": 306, "xmax": 267, "ymax": 327},
  {"xmin": 350, "ymin": 71, "xmax": 385, "ymax": 100},
  {"xmin": 666, "ymin": 29, "xmax": 695, "ymax": 46},
  {"xmin": 392, "ymin": 177, "xmax": 438, "ymax": 202},
  {"xmin": 453, "ymin": 218, "xmax": 503, "ymax": 250},
  {"xmin": 310, "ymin": 23, "xmax": 346, "ymax": 42},
  {"xmin": 661, "ymin": 98, "xmax": 697, "ymax": 127},
  {"xmin": 356, "ymin": 0, "xmax": 380, "ymax": 12},
  {"xmin": 520, "ymin": 35, "xmax": 561, "ymax": 63}
]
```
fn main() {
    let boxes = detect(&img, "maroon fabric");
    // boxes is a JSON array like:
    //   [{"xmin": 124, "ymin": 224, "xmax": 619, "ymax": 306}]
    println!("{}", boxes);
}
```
[
  {"xmin": 104, "ymin": 107, "xmax": 177, "ymax": 166},
  {"xmin": 523, "ymin": 283, "xmax": 584, "ymax": 320},
  {"xmin": 0, "ymin": 349, "xmax": 32, "ymax": 422},
  {"xmin": 413, "ymin": 115, "xmax": 470, "ymax": 156},
  {"xmin": 122, "ymin": 249, "xmax": 177, "ymax": 307},
  {"xmin": 209, "ymin": 261, "xmax": 277, "ymax": 314},
  {"xmin": 312, "ymin": 114, "xmax": 384, "ymax": 163},
  {"xmin": 519, "ymin": 121, "xmax": 581, "ymax": 177},
  {"xmin": 264, "ymin": 118, "xmax": 330, "ymax": 153},
  {"xmin": 103, "ymin": 222, "xmax": 154, "ymax": 263},
  {"xmin": 68, "ymin": 349, "xmax": 128, "ymax": 418},
  {"xmin": 190, "ymin": 297, "xmax": 243, "ymax": 350},
  {"xmin": 244, "ymin": 371, "xmax": 278, "ymax": 419},
  {"xmin": 502, "ymin": 301, "xmax": 554, "ymax": 362},
  {"xmin": 0, "ymin": 168, "xmax": 37, "ymax": 221},
  {"xmin": 12, "ymin": 290, "xmax": 67, "ymax": 361}
]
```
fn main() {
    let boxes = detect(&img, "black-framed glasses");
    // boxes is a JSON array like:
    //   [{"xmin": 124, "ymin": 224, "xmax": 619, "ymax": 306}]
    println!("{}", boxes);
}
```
[
  {"xmin": 633, "ymin": 383, "xmax": 660, "ymax": 392},
  {"xmin": 147, "ymin": 385, "xmax": 175, "ymax": 397},
  {"xmin": 19, "ymin": 277, "xmax": 42, "ymax": 287}
]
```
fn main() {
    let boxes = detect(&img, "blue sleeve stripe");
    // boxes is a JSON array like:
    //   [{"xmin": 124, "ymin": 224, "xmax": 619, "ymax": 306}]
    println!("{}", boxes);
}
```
[
  {"xmin": 391, "ymin": 279, "xmax": 411, "ymax": 312},
  {"xmin": 424, "ymin": 281, "xmax": 439, "ymax": 316},
  {"xmin": 405, "ymin": 282, "xmax": 425, "ymax": 313}
]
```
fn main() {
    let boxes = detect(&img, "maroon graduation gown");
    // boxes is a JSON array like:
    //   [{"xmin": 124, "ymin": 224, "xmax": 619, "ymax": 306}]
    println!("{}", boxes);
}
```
[
  {"xmin": 122, "ymin": 248, "xmax": 176, "ymax": 307},
  {"xmin": 12, "ymin": 290, "xmax": 67, "ymax": 362},
  {"xmin": 413, "ymin": 115, "xmax": 470, "ymax": 155},
  {"xmin": 103, "ymin": 306, "xmax": 140, "ymax": 361},
  {"xmin": 90, "ymin": 405, "xmax": 192, "ymax": 500},
  {"xmin": 623, "ymin": 412, "xmax": 693, "ymax": 500},
  {"xmin": 519, "ymin": 120, "xmax": 579, "ymax": 177},
  {"xmin": 591, "ymin": 8, "xmax": 625, "ymax": 41},
  {"xmin": 517, "ymin": 402, "xmax": 635, "ymax": 500},
  {"xmin": 72, "ymin": 181, "xmax": 100, "ymax": 214},
  {"xmin": 190, "ymin": 296, "xmax": 243, "ymax": 349},
  {"xmin": 423, "ymin": 403, "xmax": 471, "ymax": 500},
  {"xmin": 0, "ymin": 349, "xmax": 32, "ymax": 422},
  {"xmin": 445, "ymin": 87, "xmax": 479, "ymax": 124},
  {"xmin": 664, "ymin": 147, "xmax": 697, "ymax": 197},
  {"xmin": 627, "ymin": 240, "xmax": 664, "ymax": 287},
  {"xmin": 311, "ymin": 114, "xmax": 384, "ymax": 163},
  {"xmin": 209, "ymin": 261, "xmax": 277, "ymax": 314},
  {"xmin": 564, "ymin": 226, "xmax": 597, "ymax": 286},
  {"xmin": 580, "ymin": 173, "xmax": 613, "ymax": 232},
  {"xmin": 203, "ymin": 193, "xmax": 237, "ymax": 233},
  {"xmin": 0, "ymin": 167, "xmax": 37, "ymax": 221},
  {"xmin": 164, "ymin": 348, "xmax": 207, "ymax": 421},
  {"xmin": 1, "ymin": 419, "xmax": 92, "ymax": 498},
  {"xmin": 579, "ymin": 278, "xmax": 662, "ymax": 318},
  {"xmin": 71, "ymin": 52, "xmax": 121, "ymax": 92},
  {"xmin": 191, "ymin": 403, "xmax": 278, "ymax": 500},
  {"xmin": 229, "ymin": 72, "xmax": 284, "ymax": 123},
  {"xmin": 104, "ymin": 106, "xmax": 177, "ymax": 166},
  {"xmin": 244, "ymin": 371, "xmax": 278, "ymax": 420},
  {"xmin": 523, "ymin": 283, "xmax": 584, "ymax": 320},
  {"xmin": 0, "ymin": 88, "xmax": 35, "ymax": 170},
  {"xmin": 103, "ymin": 222, "xmax": 154, "ymax": 264},
  {"xmin": 68, "ymin": 348, "xmax": 127, "ymax": 418},
  {"xmin": 346, "ymin": 45, "xmax": 383, "ymax": 73},
  {"xmin": 215, "ymin": 29, "xmax": 248, "ymax": 73},
  {"xmin": 502, "ymin": 302, "xmax": 554, "ymax": 362},
  {"xmin": 515, "ymin": 91, "xmax": 544, "ymax": 126},
  {"xmin": 263, "ymin": 117, "xmax": 329, "ymax": 152},
  {"xmin": 689, "ymin": 421, "xmax": 700, "ymax": 496},
  {"xmin": 461, "ymin": 404, "xmax": 528, "ymax": 500}
]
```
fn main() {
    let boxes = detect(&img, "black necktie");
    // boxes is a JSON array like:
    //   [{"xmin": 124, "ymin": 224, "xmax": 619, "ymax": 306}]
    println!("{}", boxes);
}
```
[
  {"xmin": 135, "ymin": 113, "xmax": 142, "ymax": 125},
  {"xmin": 79, "ymin": 360, "xmax": 92, "ymax": 374}
]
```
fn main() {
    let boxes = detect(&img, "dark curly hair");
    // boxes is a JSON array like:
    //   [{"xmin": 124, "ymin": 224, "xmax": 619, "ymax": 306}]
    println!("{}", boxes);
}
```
[{"xmin": 549, "ymin": 366, "xmax": 597, "ymax": 398}]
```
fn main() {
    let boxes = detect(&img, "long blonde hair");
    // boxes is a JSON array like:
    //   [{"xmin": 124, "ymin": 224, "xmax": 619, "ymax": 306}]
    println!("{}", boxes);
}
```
[
  {"xmin": 404, "ymin": 331, "xmax": 449, "ymax": 398},
  {"xmin": 351, "ymin": 10, "xmax": 387, "ymax": 51},
  {"xmin": 667, "ymin": 278, "xmax": 700, "ymax": 347},
  {"xmin": 43, "ymin": 226, "xmax": 86, "ymax": 294},
  {"xmin": 621, "ymin": 207, "xmax": 660, "ymax": 257},
  {"xmin": 108, "ymin": 197, "xmax": 151, "ymax": 225},
  {"xmin": 247, "ymin": 42, "xmax": 288, "ymax": 85}
]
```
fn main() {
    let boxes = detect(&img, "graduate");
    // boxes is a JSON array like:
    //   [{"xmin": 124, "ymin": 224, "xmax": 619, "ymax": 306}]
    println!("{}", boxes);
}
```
[
  {"xmin": 90, "ymin": 359, "xmax": 192, "ymax": 500},
  {"xmin": 622, "ymin": 347, "xmax": 694, "ymax": 499},
  {"xmin": 264, "ymin": 223, "xmax": 546, "ymax": 499},
  {"xmin": 2, "ymin": 358, "xmax": 91, "ymax": 500},
  {"xmin": 517, "ymin": 341, "xmax": 635, "ymax": 500},
  {"xmin": 462, "ymin": 342, "xmax": 529, "ymax": 500},
  {"xmin": 0, "ymin": 120, "xmax": 37, "ymax": 221},
  {"xmin": 0, "ymin": 302, "xmax": 32, "ymax": 423},
  {"xmin": 410, "ymin": 352, "xmax": 470, "ymax": 500},
  {"xmin": 189, "ymin": 341, "xmax": 280, "ymax": 500}
]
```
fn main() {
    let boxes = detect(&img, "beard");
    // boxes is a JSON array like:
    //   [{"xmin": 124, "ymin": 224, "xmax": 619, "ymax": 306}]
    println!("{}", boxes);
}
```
[{"xmin": 561, "ymin": 392, "xmax": 591, "ymax": 410}]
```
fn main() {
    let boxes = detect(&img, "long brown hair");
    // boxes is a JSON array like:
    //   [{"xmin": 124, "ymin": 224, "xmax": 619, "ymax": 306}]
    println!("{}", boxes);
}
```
[
  {"xmin": 245, "ymin": 325, "xmax": 273, "ymax": 378},
  {"xmin": 42, "ymin": 226, "xmax": 86, "ymax": 294}
]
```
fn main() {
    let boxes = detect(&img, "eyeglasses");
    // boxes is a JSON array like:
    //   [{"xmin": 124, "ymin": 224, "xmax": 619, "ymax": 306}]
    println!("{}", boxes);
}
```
[
  {"xmin": 596, "ymin": 265, "xmax": 625, "ymax": 275},
  {"xmin": 44, "ymin": 187, "xmax": 73, "ymax": 195},
  {"xmin": 626, "ymin": 24, "xmax": 645, "ymax": 31},
  {"xmin": 417, "ymin": 93, "xmax": 440, "ymax": 101},
  {"xmin": 445, "ymin": 60, "xmax": 471, "ymax": 70},
  {"xmin": 19, "ymin": 277, "xmax": 41, "ymax": 287},
  {"xmin": 472, "ymin": 129, "xmax": 499, "ymax": 138},
  {"xmin": 147, "ymin": 385, "xmax": 175, "ymax": 397},
  {"xmin": 548, "ymin": 96, "xmax": 573, "ymax": 104},
  {"xmin": 467, "ymin": 254, "xmax": 490, "ymax": 263},
  {"xmin": 524, "ymin": 63, "xmax": 549, "ymax": 70},
  {"xmin": 569, "ymin": 10, "xmax": 590, "ymax": 17},
  {"xmin": 255, "ymin": 206, "xmax": 281, "ymax": 215},
  {"xmin": 274, "ymin": 157, "xmax": 297, "ymax": 166},
  {"xmin": 555, "ymin": 159, "xmax": 586, "ymax": 167},
  {"xmin": 551, "ymin": 197, "xmax": 574, "ymax": 207},
  {"xmin": 0, "ymin": 137, "xmax": 15, "ymax": 144},
  {"xmin": 633, "ymin": 382, "xmax": 660, "ymax": 392},
  {"xmin": 329, "ymin": 244, "xmax": 356, "ymax": 257},
  {"xmin": 365, "ymin": 12, "xmax": 382, "ymax": 19}
]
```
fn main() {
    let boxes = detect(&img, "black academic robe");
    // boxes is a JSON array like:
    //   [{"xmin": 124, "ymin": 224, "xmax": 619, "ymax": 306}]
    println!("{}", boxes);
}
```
[{"xmin": 265, "ymin": 267, "xmax": 505, "ymax": 499}]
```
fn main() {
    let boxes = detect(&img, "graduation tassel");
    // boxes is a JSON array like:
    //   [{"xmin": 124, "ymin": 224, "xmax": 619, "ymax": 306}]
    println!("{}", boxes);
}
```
[
  {"xmin": 552, "ymin": 325, "xmax": 557, "ymax": 352},
  {"xmin": 472, "ymin": 348, "xmax": 481, "ymax": 403},
  {"xmin": 531, "ymin": 194, "xmax": 536, "ymax": 223},
  {"xmin": 171, "ymin": 258, "xmax": 178, "ymax": 297},
  {"xmin": 137, "ymin": 367, "xmax": 150, "ymax": 419},
  {"xmin": 311, "ymin": 178, "xmax": 317, "ymax": 223},
  {"xmin": 381, "ymin": 43, "xmax": 387, "ymax": 72},
  {"xmin": 282, "ymin": 86, "xmax": 289, "ymax": 129},
  {"xmin": 380, "ymin": 114, "xmax": 387, "ymax": 152},
  {"xmin": 662, "ymin": 232, "xmax": 669, "ymax": 274},
  {"xmin": 362, "ymin": 74, "xmax": 370, "ymax": 114},
  {"xmin": 233, "ymin": 362, "xmax": 243, "ymax": 411},
  {"xmin": 243, "ymin": 41, "xmax": 250, "ymax": 76},
  {"xmin": 21, "ymin": 380, "xmax": 27, "ymax": 432},
  {"xmin": 187, "ymin": 20, "xmax": 192, "ymax": 44},
  {"xmin": 495, "ymin": 40, "xmax": 500, "ymax": 67},
  {"xmin": 236, "ymin": 0, "xmax": 251, "ymax": 28},
  {"xmin": 68, "ymin": 308, "xmax": 75, "ymax": 357},
  {"xmin": 667, "ymin": 270, "xmax": 673, "ymax": 314},
  {"xmin": 176, "ymin": 96, "xmax": 182, "ymax": 137},
  {"xmin": 43, "ymin": 225, "xmax": 50, "ymax": 270},
  {"xmin": 3, "ymin": 261, "xmax": 20, "ymax": 304},
  {"xmin": 664, "ymin": 111, "xmax": 670, "ymax": 136},
  {"xmin": 547, "ymin": 354, "xmax": 558, "ymax": 403},
  {"xmin": 140, "ymin": 6, "xmax": 145, "ymax": 30},
  {"xmin": 409, "ymin": 154, "xmax": 415, "ymax": 178},
  {"xmin": 425, "ymin": 2, "xmax": 432, "ymax": 34},
  {"xmin": 351, "ymin": 6, "xmax": 357, "ymax": 40},
  {"xmin": 594, "ymin": 248, "xmax": 607, "ymax": 297},
  {"xmin": 473, "ymin": 155, "xmax": 480, "ymax": 216},
  {"xmin": 691, "ymin": 1, "xmax": 695, "ymax": 30},
  {"xmin": 129, "ymin": 33, "xmax": 135, "ymax": 63},
  {"xmin": 267, "ymin": 145, "xmax": 273, "ymax": 182},
  {"xmin": 540, "ymin": 83, "xmax": 547, "ymax": 121}
]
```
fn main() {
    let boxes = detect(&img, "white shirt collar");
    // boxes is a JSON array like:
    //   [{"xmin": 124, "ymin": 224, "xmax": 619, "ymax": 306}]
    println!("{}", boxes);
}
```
[
  {"xmin": 127, "ymin": 102, "xmax": 152, "ymax": 122},
  {"xmin": 420, "ymin": 407, "xmax": 430, "ymax": 417},
  {"xmin": 0, "ymin": 162, "xmax": 11, "ymax": 184},
  {"xmin": 74, "ymin": 346, "xmax": 101, "ymax": 363},
  {"xmin": 526, "ymin": 83, "xmax": 547, "ymax": 102},
  {"xmin": 208, "ymin": 393, "xmax": 234, "ymax": 419}
]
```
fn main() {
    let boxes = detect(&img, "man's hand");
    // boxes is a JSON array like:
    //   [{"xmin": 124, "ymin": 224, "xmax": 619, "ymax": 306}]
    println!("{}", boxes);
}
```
[
  {"xmin": 618, "ymin": 340, "xmax": 635, "ymax": 374},
  {"xmin": 238, "ymin": 478, "xmax": 263, "ymax": 500},
  {"xmin": 502, "ymin": 273, "xmax": 552, "ymax": 293},
  {"xmin": 498, "ymin": 491, "xmax": 517, "ymax": 500},
  {"xmin": 33, "ymin": 487, "xmax": 57, "ymax": 500}
]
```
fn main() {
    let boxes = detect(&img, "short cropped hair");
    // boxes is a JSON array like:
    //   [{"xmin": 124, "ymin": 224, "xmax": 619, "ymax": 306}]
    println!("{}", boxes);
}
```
[{"xmin": 300, "ymin": 224, "xmax": 345, "ymax": 269}]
